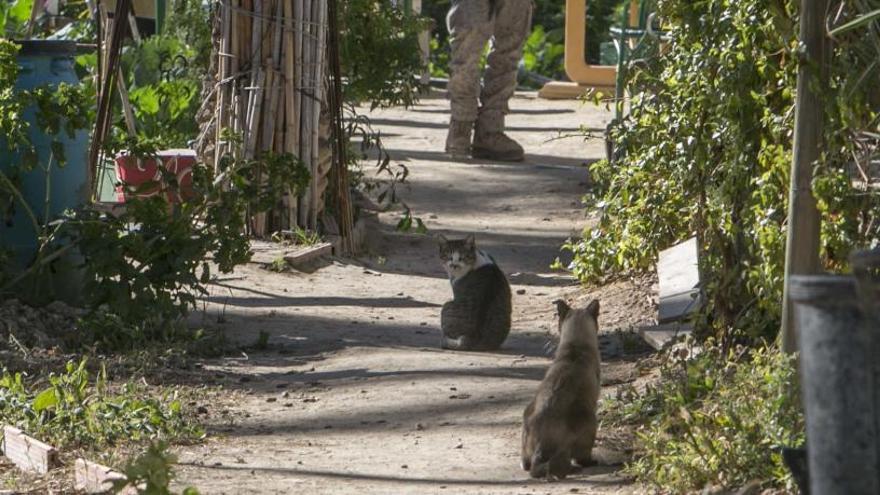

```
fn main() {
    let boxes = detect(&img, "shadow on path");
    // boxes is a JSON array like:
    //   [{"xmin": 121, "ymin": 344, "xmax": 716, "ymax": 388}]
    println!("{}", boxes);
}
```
[
  {"xmin": 365, "ymin": 117, "xmax": 602, "ymax": 134},
  {"xmin": 180, "ymin": 463, "xmax": 625, "ymax": 487}
]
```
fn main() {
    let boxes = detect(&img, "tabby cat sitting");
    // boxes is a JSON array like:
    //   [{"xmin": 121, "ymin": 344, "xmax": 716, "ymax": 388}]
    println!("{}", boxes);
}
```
[{"xmin": 438, "ymin": 234, "xmax": 512, "ymax": 351}]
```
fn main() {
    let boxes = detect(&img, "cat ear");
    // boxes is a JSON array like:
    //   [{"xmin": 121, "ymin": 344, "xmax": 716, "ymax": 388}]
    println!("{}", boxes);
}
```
[
  {"xmin": 554, "ymin": 299, "xmax": 571, "ymax": 321},
  {"xmin": 464, "ymin": 233, "xmax": 475, "ymax": 248},
  {"xmin": 586, "ymin": 299, "xmax": 600, "ymax": 319}
]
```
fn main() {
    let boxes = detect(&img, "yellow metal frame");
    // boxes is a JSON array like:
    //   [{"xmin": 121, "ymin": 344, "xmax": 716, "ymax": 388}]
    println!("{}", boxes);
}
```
[{"xmin": 539, "ymin": 0, "xmax": 639, "ymax": 99}]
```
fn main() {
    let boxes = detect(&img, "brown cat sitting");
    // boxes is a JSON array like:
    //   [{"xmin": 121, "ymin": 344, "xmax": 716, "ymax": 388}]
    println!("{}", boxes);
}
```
[{"xmin": 521, "ymin": 299, "xmax": 601, "ymax": 479}]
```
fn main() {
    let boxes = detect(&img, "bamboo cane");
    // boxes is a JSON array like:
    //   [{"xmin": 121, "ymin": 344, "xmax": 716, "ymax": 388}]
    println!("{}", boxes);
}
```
[
  {"xmin": 215, "ymin": 0, "xmax": 232, "ymax": 169},
  {"xmin": 309, "ymin": 0, "xmax": 327, "ymax": 229},
  {"xmin": 328, "ymin": 0, "xmax": 354, "ymax": 253},
  {"xmin": 284, "ymin": 0, "xmax": 299, "ymax": 229},
  {"xmin": 298, "ymin": 0, "xmax": 313, "ymax": 227}
]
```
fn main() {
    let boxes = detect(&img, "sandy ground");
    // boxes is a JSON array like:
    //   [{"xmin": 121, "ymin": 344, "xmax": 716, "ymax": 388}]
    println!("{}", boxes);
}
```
[{"xmin": 173, "ymin": 90, "xmax": 656, "ymax": 494}]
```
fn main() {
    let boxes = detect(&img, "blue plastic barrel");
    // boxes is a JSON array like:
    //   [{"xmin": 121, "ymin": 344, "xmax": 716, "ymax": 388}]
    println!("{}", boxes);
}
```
[{"xmin": 0, "ymin": 40, "xmax": 90, "ymax": 271}]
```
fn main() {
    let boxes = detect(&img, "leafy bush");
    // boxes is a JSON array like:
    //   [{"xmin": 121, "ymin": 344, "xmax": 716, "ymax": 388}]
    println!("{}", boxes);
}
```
[
  {"xmin": 119, "ymin": 35, "xmax": 203, "ymax": 148},
  {"xmin": 522, "ymin": 25, "xmax": 565, "ymax": 80},
  {"xmin": 115, "ymin": 441, "xmax": 200, "ymax": 495},
  {"xmin": 340, "ymin": 0, "xmax": 429, "ymax": 108},
  {"xmin": 0, "ymin": 0, "xmax": 34, "ymax": 37},
  {"xmin": 67, "ymin": 145, "xmax": 309, "ymax": 347},
  {"xmin": 604, "ymin": 343, "xmax": 804, "ymax": 493},
  {"xmin": 565, "ymin": 0, "xmax": 880, "ymax": 343},
  {"xmin": 0, "ymin": 359, "xmax": 202, "ymax": 451}
]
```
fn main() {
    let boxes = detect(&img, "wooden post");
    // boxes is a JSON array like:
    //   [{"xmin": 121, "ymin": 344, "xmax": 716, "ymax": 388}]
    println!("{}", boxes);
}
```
[{"xmin": 781, "ymin": 0, "xmax": 827, "ymax": 353}]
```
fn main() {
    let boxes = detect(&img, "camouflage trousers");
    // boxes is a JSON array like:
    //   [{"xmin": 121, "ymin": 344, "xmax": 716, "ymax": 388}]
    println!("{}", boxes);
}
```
[{"xmin": 446, "ymin": 0, "xmax": 533, "ymax": 122}]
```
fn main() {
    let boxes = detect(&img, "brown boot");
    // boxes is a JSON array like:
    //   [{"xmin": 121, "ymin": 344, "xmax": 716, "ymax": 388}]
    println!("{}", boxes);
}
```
[
  {"xmin": 473, "ymin": 111, "xmax": 524, "ymax": 162},
  {"xmin": 445, "ymin": 119, "xmax": 474, "ymax": 159}
]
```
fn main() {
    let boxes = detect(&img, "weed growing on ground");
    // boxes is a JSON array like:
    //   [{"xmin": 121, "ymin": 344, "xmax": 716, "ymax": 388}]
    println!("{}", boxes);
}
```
[
  {"xmin": 114, "ymin": 441, "xmax": 200, "ymax": 495},
  {"xmin": 602, "ymin": 342, "xmax": 804, "ymax": 493},
  {"xmin": 0, "ymin": 358, "xmax": 203, "ymax": 452},
  {"xmin": 271, "ymin": 227, "xmax": 322, "ymax": 247}
]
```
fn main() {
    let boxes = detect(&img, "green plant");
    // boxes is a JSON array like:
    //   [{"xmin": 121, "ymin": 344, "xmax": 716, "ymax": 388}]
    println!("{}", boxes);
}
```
[
  {"xmin": 564, "ymin": 0, "xmax": 880, "ymax": 344},
  {"xmin": 65, "ymin": 144, "xmax": 309, "ymax": 348},
  {"xmin": 0, "ymin": 359, "xmax": 203, "ymax": 451},
  {"xmin": 0, "ymin": 0, "xmax": 34, "ymax": 37},
  {"xmin": 522, "ymin": 25, "xmax": 565, "ymax": 80},
  {"xmin": 119, "ymin": 35, "xmax": 203, "ymax": 148},
  {"xmin": 340, "ymin": 0, "xmax": 429, "ymax": 109},
  {"xmin": 271, "ymin": 226, "xmax": 322, "ymax": 247},
  {"xmin": 344, "ymin": 105, "xmax": 426, "ymax": 234},
  {"xmin": 604, "ymin": 344, "xmax": 804, "ymax": 493},
  {"xmin": 114, "ymin": 441, "xmax": 200, "ymax": 495}
]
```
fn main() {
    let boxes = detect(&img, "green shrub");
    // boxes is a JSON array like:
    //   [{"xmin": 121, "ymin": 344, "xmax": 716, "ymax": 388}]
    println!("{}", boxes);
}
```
[
  {"xmin": 564, "ymin": 0, "xmax": 880, "ymax": 344},
  {"xmin": 341, "ymin": 0, "xmax": 429, "ymax": 108},
  {"xmin": 115, "ymin": 441, "xmax": 200, "ymax": 495},
  {"xmin": 67, "ymin": 145, "xmax": 309, "ymax": 347},
  {"xmin": 0, "ymin": 358, "xmax": 203, "ymax": 451},
  {"xmin": 522, "ymin": 25, "xmax": 565, "ymax": 80},
  {"xmin": 604, "ymin": 344, "xmax": 804, "ymax": 493}
]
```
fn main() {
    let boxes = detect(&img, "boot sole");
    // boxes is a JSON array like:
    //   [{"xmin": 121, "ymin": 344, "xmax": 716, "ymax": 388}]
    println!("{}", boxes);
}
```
[{"xmin": 471, "ymin": 147, "xmax": 525, "ymax": 162}]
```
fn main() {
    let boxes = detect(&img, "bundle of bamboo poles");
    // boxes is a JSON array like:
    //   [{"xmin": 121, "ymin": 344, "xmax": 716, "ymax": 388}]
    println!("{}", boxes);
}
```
[{"xmin": 212, "ymin": 0, "xmax": 332, "ymax": 236}]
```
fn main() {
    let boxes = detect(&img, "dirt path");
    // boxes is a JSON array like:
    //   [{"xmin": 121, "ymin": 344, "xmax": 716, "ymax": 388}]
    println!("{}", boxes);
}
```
[{"xmin": 175, "ymin": 90, "xmax": 655, "ymax": 494}]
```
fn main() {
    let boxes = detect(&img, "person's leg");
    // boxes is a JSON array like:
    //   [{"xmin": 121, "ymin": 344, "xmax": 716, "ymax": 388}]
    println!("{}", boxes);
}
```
[
  {"xmin": 445, "ymin": 0, "xmax": 493, "ymax": 157},
  {"xmin": 473, "ymin": 0, "xmax": 533, "ymax": 161}
]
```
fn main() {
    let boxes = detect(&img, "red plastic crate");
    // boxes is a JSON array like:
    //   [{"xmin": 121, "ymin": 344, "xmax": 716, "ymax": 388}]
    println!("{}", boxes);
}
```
[{"xmin": 114, "ymin": 149, "xmax": 196, "ymax": 204}]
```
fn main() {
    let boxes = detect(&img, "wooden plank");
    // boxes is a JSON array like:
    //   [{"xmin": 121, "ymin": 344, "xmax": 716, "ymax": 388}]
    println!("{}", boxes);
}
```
[
  {"xmin": 283, "ymin": 242, "xmax": 332, "ymax": 267},
  {"xmin": 74, "ymin": 459, "xmax": 138, "ymax": 494},
  {"xmin": 657, "ymin": 237, "xmax": 701, "ymax": 323},
  {"xmin": 2, "ymin": 425, "xmax": 58, "ymax": 474},
  {"xmin": 638, "ymin": 322, "xmax": 693, "ymax": 351},
  {"xmin": 249, "ymin": 241, "xmax": 332, "ymax": 267}
]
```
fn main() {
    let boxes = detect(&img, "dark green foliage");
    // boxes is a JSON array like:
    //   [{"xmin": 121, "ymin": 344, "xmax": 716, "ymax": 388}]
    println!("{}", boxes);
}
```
[
  {"xmin": 340, "ymin": 0, "xmax": 429, "ymax": 108},
  {"xmin": 604, "ymin": 344, "xmax": 804, "ymax": 492},
  {"xmin": 119, "ymin": 36, "xmax": 202, "ymax": 148},
  {"xmin": 67, "ymin": 146, "xmax": 309, "ymax": 347},
  {"xmin": 565, "ymin": 0, "xmax": 880, "ymax": 344},
  {"xmin": 522, "ymin": 25, "xmax": 565, "ymax": 80}
]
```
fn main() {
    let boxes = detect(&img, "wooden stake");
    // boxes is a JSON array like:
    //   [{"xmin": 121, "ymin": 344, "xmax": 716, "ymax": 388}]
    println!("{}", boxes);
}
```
[
  {"xmin": 780, "ymin": 0, "xmax": 827, "ymax": 352},
  {"xmin": 87, "ymin": 0, "xmax": 132, "ymax": 198},
  {"xmin": 116, "ymin": 67, "xmax": 137, "ymax": 136}
]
